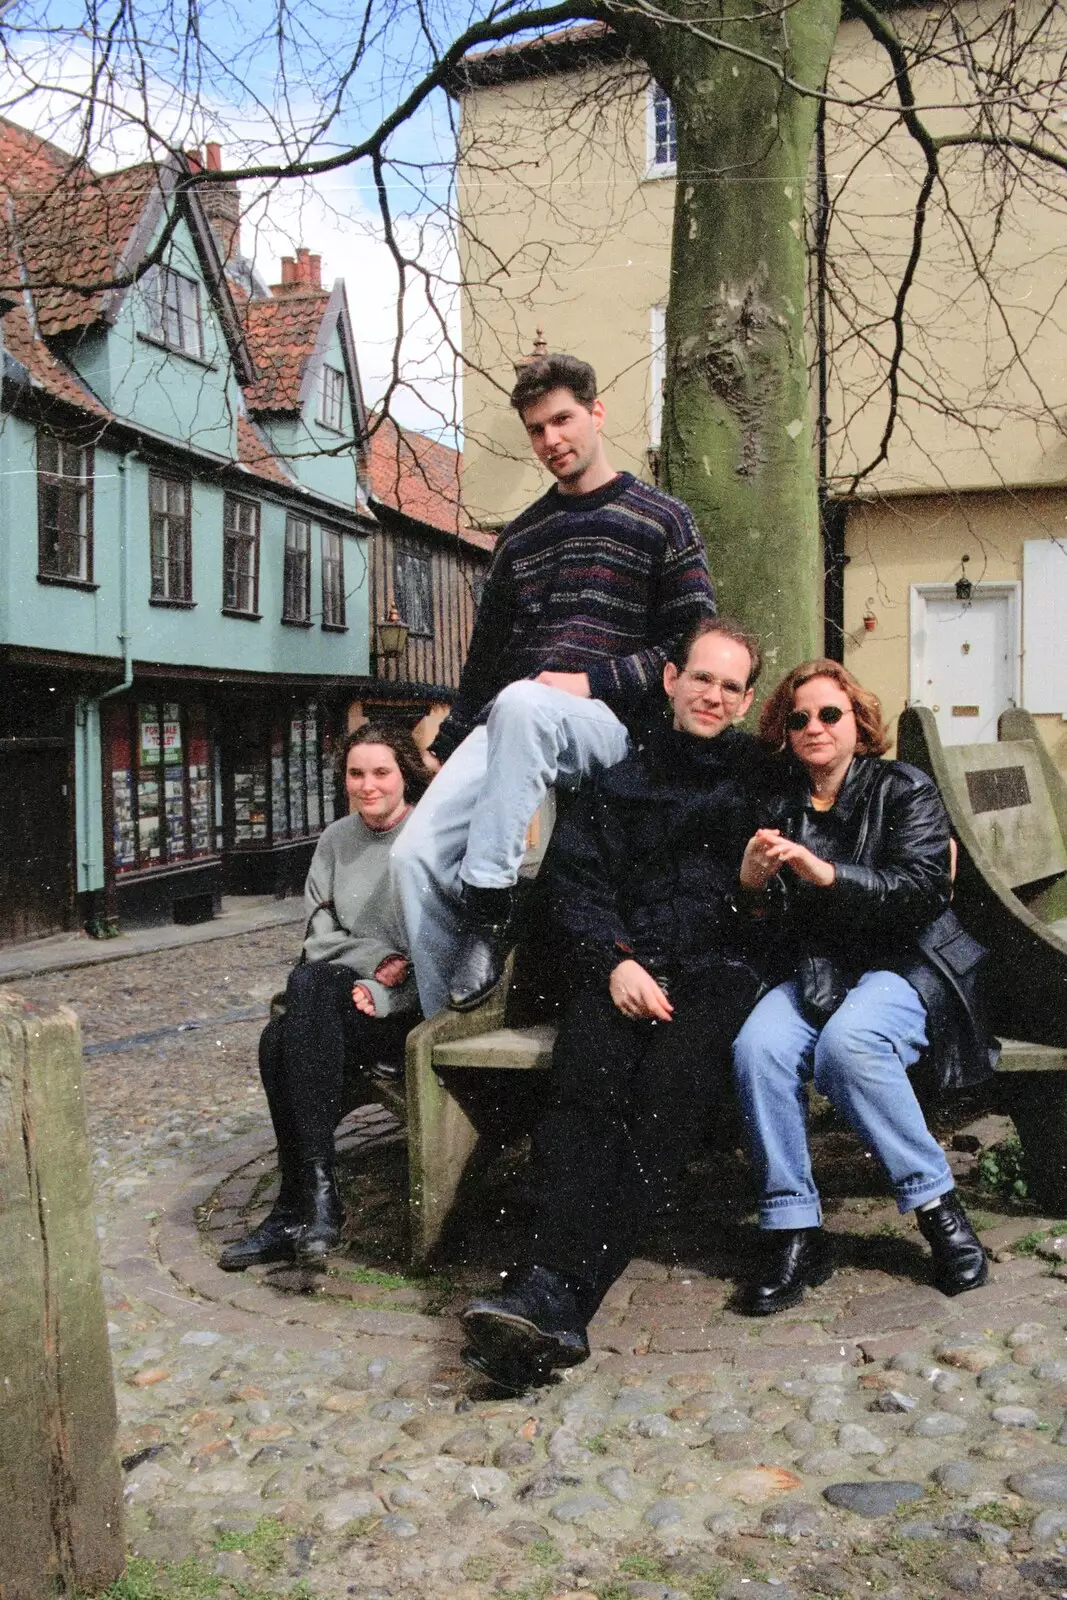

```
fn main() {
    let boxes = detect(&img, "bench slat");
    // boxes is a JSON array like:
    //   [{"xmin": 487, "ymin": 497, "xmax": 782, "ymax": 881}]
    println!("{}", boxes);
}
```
[
  {"xmin": 432, "ymin": 1024, "xmax": 555, "ymax": 1071},
  {"xmin": 996, "ymin": 1038, "xmax": 1067, "ymax": 1073}
]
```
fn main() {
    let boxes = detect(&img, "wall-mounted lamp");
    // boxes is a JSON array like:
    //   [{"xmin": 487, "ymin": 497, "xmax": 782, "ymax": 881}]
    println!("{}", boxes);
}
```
[
  {"xmin": 955, "ymin": 554, "xmax": 973, "ymax": 605},
  {"xmin": 375, "ymin": 603, "xmax": 409, "ymax": 681},
  {"xmin": 863, "ymin": 597, "xmax": 877, "ymax": 632}
]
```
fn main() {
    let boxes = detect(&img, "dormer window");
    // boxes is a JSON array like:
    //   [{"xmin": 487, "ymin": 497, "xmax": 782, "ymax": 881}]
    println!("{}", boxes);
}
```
[
  {"xmin": 319, "ymin": 365, "xmax": 345, "ymax": 432},
  {"xmin": 143, "ymin": 264, "xmax": 204, "ymax": 358}
]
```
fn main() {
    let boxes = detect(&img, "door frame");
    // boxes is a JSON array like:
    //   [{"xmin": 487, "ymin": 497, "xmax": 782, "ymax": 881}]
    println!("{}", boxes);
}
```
[{"xmin": 908, "ymin": 581, "xmax": 1022, "ymax": 715}]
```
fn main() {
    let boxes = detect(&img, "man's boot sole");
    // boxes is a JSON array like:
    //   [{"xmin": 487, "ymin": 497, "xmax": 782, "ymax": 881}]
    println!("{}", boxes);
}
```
[
  {"xmin": 461, "ymin": 1306, "xmax": 589, "ymax": 1371},
  {"xmin": 459, "ymin": 1345, "xmax": 552, "ymax": 1395},
  {"xmin": 738, "ymin": 1255, "xmax": 835, "ymax": 1317}
]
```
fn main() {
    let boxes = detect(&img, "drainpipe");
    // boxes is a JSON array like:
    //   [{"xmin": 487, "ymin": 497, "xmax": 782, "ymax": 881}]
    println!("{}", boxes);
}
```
[{"xmin": 78, "ymin": 447, "xmax": 137, "ymax": 927}]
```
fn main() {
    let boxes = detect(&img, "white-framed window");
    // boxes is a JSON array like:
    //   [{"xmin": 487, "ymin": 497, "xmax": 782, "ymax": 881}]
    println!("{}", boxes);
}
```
[
  {"xmin": 283, "ymin": 514, "xmax": 311, "ymax": 622},
  {"xmin": 37, "ymin": 434, "xmax": 93, "ymax": 582},
  {"xmin": 647, "ymin": 82, "xmax": 677, "ymax": 175},
  {"xmin": 650, "ymin": 304, "xmax": 667, "ymax": 448},
  {"xmin": 143, "ymin": 264, "xmax": 204, "ymax": 358},
  {"xmin": 319, "ymin": 365, "xmax": 345, "ymax": 431},
  {"xmin": 321, "ymin": 527, "xmax": 346, "ymax": 628},
  {"xmin": 223, "ymin": 494, "xmax": 260, "ymax": 615}
]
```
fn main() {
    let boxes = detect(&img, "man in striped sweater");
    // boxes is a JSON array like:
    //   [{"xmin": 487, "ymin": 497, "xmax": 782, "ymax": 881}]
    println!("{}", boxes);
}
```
[{"xmin": 392, "ymin": 353, "xmax": 716, "ymax": 1015}]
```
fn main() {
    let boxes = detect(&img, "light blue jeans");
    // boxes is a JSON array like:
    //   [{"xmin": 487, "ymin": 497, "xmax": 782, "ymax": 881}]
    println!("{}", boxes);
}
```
[
  {"xmin": 391, "ymin": 681, "xmax": 630, "ymax": 1016},
  {"xmin": 732, "ymin": 971, "xmax": 953, "ymax": 1230}
]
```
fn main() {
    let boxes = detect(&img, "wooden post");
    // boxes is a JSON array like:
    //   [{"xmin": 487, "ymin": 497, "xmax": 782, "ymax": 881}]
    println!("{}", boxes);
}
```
[{"xmin": 0, "ymin": 992, "xmax": 124, "ymax": 1600}]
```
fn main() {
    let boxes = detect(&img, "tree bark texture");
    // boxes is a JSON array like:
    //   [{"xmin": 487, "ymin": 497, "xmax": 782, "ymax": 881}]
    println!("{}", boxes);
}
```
[
  {"xmin": 618, "ymin": 0, "xmax": 841, "ymax": 682},
  {"xmin": 0, "ymin": 993, "xmax": 124, "ymax": 1600}
]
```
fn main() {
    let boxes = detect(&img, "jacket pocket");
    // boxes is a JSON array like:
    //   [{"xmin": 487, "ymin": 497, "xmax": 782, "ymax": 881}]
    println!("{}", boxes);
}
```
[{"xmin": 925, "ymin": 921, "xmax": 987, "ymax": 976}]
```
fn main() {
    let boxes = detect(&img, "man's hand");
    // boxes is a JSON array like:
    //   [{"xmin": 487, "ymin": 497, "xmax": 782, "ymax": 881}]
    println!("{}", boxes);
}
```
[
  {"xmin": 421, "ymin": 751, "xmax": 442, "ymax": 776},
  {"xmin": 352, "ymin": 982, "xmax": 377, "ymax": 1016},
  {"xmin": 740, "ymin": 828, "xmax": 835, "ymax": 890},
  {"xmin": 534, "ymin": 670, "xmax": 591, "ymax": 698},
  {"xmin": 609, "ymin": 959, "xmax": 674, "ymax": 1022},
  {"xmin": 374, "ymin": 954, "xmax": 409, "ymax": 988}
]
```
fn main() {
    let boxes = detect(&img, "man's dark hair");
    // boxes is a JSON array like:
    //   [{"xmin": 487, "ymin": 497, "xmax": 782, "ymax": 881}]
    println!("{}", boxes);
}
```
[
  {"xmin": 510, "ymin": 354, "xmax": 598, "ymax": 418},
  {"xmin": 669, "ymin": 615, "xmax": 763, "ymax": 688}
]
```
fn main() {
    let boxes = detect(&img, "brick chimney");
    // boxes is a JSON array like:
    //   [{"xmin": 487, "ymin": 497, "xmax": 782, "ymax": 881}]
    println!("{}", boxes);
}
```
[
  {"xmin": 193, "ymin": 141, "xmax": 241, "ymax": 266},
  {"xmin": 272, "ymin": 247, "xmax": 323, "ymax": 295}
]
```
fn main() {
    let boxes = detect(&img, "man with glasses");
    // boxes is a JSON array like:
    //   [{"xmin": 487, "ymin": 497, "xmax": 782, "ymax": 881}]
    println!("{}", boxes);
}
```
[{"xmin": 461, "ymin": 616, "xmax": 767, "ymax": 1390}]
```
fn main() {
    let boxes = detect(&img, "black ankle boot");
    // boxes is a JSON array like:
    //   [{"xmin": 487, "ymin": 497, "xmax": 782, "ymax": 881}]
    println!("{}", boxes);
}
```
[
  {"xmin": 738, "ymin": 1228, "xmax": 834, "ymax": 1316},
  {"xmin": 218, "ymin": 1204, "xmax": 300, "ymax": 1271},
  {"xmin": 916, "ymin": 1191, "xmax": 988, "ymax": 1296},
  {"xmin": 461, "ymin": 1264, "xmax": 590, "ymax": 1378},
  {"xmin": 293, "ymin": 1158, "xmax": 343, "ymax": 1266},
  {"xmin": 448, "ymin": 885, "xmax": 517, "ymax": 1011}
]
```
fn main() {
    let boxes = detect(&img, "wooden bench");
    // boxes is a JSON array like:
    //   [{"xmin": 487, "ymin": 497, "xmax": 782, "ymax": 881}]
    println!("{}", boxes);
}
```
[{"xmin": 898, "ymin": 705, "xmax": 1067, "ymax": 1211}]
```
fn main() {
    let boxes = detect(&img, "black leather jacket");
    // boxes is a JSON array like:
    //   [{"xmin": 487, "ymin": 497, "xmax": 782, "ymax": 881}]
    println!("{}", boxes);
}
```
[
  {"xmin": 761, "ymin": 754, "xmax": 996, "ymax": 1090},
  {"xmin": 545, "ymin": 719, "xmax": 765, "ymax": 995}
]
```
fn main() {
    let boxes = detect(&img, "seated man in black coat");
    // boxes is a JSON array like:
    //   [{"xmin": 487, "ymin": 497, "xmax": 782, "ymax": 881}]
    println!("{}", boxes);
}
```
[{"xmin": 461, "ymin": 615, "xmax": 767, "ymax": 1390}]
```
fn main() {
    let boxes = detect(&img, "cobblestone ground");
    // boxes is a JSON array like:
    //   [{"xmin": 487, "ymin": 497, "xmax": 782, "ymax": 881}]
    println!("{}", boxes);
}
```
[{"xmin": 16, "ymin": 929, "xmax": 1067, "ymax": 1600}]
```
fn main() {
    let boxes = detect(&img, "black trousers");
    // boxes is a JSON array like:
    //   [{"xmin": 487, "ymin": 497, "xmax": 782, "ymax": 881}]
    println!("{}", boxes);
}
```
[
  {"xmin": 259, "ymin": 960, "xmax": 412, "ymax": 1173},
  {"xmin": 528, "ymin": 970, "xmax": 759, "ymax": 1318}
]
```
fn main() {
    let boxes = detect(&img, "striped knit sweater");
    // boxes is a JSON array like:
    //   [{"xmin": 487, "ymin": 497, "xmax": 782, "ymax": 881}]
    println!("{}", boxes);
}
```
[{"xmin": 431, "ymin": 472, "xmax": 715, "ymax": 761}]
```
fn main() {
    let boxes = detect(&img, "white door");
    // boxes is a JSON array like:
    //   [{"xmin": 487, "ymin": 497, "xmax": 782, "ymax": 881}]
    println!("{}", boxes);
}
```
[{"xmin": 910, "ymin": 585, "xmax": 1019, "ymax": 745}]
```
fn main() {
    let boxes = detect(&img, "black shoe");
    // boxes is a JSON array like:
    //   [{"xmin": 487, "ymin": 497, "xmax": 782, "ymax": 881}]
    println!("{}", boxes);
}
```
[
  {"xmin": 218, "ymin": 1206, "xmax": 300, "ymax": 1271},
  {"xmin": 916, "ymin": 1191, "xmax": 989, "ymax": 1296},
  {"xmin": 461, "ymin": 1265, "xmax": 591, "ymax": 1373},
  {"xmin": 448, "ymin": 885, "xmax": 516, "ymax": 1011},
  {"xmin": 738, "ymin": 1228, "xmax": 834, "ymax": 1316},
  {"xmin": 293, "ymin": 1158, "xmax": 343, "ymax": 1267},
  {"xmin": 459, "ymin": 1345, "xmax": 553, "ymax": 1396}
]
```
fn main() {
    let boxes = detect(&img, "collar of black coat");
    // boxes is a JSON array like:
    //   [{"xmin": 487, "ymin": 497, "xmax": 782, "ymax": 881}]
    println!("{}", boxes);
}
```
[
  {"xmin": 781, "ymin": 750, "xmax": 879, "ymax": 823},
  {"xmin": 637, "ymin": 714, "xmax": 755, "ymax": 778}
]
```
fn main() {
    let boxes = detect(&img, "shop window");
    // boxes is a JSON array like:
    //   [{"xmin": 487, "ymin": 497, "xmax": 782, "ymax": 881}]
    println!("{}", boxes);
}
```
[
  {"xmin": 142, "ymin": 263, "xmax": 204, "ymax": 358},
  {"xmin": 283, "ymin": 514, "xmax": 311, "ymax": 622},
  {"xmin": 149, "ymin": 471, "xmax": 192, "ymax": 602},
  {"xmin": 319, "ymin": 365, "xmax": 345, "ymax": 431},
  {"xmin": 233, "ymin": 700, "xmax": 336, "ymax": 848},
  {"xmin": 395, "ymin": 545, "xmax": 434, "ymax": 637},
  {"xmin": 321, "ymin": 528, "xmax": 346, "ymax": 628},
  {"xmin": 37, "ymin": 434, "xmax": 93, "ymax": 583},
  {"xmin": 107, "ymin": 699, "xmax": 214, "ymax": 874},
  {"xmin": 223, "ymin": 495, "xmax": 260, "ymax": 615}
]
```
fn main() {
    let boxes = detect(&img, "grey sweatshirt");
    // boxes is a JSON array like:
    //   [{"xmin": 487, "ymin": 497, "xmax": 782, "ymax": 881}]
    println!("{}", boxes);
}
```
[{"xmin": 301, "ymin": 810, "xmax": 417, "ymax": 1017}]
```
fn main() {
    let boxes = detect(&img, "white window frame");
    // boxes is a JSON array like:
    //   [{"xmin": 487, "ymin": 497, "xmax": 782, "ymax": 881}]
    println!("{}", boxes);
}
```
[
  {"xmin": 143, "ymin": 264, "xmax": 204, "ymax": 358},
  {"xmin": 321, "ymin": 527, "xmax": 346, "ymax": 628},
  {"xmin": 283, "ymin": 514, "xmax": 312, "ymax": 622},
  {"xmin": 319, "ymin": 365, "xmax": 345, "ymax": 432},
  {"xmin": 646, "ymin": 81, "xmax": 677, "ymax": 177},
  {"xmin": 223, "ymin": 494, "xmax": 260, "ymax": 615}
]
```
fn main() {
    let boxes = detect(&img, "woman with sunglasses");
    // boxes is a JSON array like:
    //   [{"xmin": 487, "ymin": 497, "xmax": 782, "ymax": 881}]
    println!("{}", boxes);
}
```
[{"xmin": 731, "ymin": 659, "xmax": 995, "ymax": 1314}]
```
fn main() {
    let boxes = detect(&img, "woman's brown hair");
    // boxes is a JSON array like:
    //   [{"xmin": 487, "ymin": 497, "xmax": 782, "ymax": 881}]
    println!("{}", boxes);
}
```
[
  {"xmin": 758, "ymin": 659, "xmax": 891, "ymax": 757},
  {"xmin": 338, "ymin": 722, "xmax": 431, "ymax": 804}
]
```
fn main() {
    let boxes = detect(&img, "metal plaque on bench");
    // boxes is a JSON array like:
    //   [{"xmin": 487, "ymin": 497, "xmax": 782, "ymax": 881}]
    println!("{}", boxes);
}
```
[{"xmin": 943, "ymin": 740, "xmax": 1067, "ymax": 889}]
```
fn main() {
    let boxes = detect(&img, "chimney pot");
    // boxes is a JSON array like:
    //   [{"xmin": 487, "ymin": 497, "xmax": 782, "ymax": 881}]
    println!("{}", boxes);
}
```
[{"xmin": 206, "ymin": 141, "xmax": 222, "ymax": 171}]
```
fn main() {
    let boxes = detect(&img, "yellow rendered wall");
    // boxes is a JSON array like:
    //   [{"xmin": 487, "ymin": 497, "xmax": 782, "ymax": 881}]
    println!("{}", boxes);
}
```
[{"xmin": 842, "ymin": 492, "xmax": 1067, "ymax": 775}]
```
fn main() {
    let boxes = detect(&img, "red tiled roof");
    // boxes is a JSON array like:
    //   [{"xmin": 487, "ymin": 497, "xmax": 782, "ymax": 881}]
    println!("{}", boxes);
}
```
[
  {"xmin": 469, "ymin": 20, "xmax": 612, "ymax": 61},
  {"xmin": 236, "ymin": 413, "xmax": 294, "ymax": 487},
  {"xmin": 241, "ymin": 290, "xmax": 331, "ymax": 412},
  {"xmin": 0, "ymin": 118, "xmax": 162, "ymax": 337},
  {"xmin": 1, "ymin": 301, "xmax": 110, "ymax": 416},
  {"xmin": 368, "ymin": 416, "xmax": 492, "ymax": 551}
]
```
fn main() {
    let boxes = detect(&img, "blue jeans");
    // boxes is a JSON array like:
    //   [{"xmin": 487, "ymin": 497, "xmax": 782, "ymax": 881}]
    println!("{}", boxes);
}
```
[
  {"xmin": 391, "ymin": 681, "xmax": 630, "ymax": 1016},
  {"xmin": 732, "ymin": 971, "xmax": 953, "ymax": 1229}
]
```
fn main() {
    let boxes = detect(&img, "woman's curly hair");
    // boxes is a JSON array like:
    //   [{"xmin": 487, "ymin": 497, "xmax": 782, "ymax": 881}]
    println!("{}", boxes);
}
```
[
  {"xmin": 337, "ymin": 722, "xmax": 431, "ymax": 803},
  {"xmin": 758, "ymin": 658, "xmax": 890, "ymax": 756}
]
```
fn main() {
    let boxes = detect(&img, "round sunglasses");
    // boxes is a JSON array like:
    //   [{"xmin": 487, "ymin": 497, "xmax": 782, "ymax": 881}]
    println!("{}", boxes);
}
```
[{"xmin": 785, "ymin": 704, "xmax": 852, "ymax": 733}]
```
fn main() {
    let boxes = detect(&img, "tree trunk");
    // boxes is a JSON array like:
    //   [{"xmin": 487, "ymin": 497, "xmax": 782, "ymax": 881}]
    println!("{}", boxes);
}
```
[{"xmin": 618, "ymin": 0, "xmax": 841, "ymax": 682}]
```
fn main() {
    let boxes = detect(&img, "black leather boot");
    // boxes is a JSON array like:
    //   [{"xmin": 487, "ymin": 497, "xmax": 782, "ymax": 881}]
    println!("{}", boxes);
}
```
[
  {"xmin": 293, "ymin": 1157, "xmax": 343, "ymax": 1266},
  {"xmin": 738, "ymin": 1228, "xmax": 834, "ymax": 1316},
  {"xmin": 218, "ymin": 1201, "xmax": 301, "ymax": 1271},
  {"xmin": 448, "ymin": 885, "xmax": 517, "ymax": 1011},
  {"xmin": 461, "ymin": 1264, "xmax": 590, "ymax": 1381},
  {"xmin": 916, "ymin": 1191, "xmax": 989, "ymax": 1296}
]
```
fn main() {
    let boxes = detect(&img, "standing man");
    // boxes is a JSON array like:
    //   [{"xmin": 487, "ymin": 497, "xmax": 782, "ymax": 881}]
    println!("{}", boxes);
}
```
[
  {"xmin": 461, "ymin": 616, "xmax": 766, "ymax": 1390},
  {"xmin": 392, "ymin": 353, "xmax": 715, "ymax": 1016}
]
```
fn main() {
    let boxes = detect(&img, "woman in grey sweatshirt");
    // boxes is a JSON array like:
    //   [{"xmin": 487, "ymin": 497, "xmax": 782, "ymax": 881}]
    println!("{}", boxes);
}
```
[{"xmin": 220, "ymin": 723, "xmax": 430, "ymax": 1271}]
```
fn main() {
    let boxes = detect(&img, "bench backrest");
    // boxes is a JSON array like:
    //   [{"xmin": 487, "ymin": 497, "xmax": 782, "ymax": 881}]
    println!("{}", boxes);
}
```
[{"xmin": 938, "ymin": 738, "xmax": 1067, "ymax": 890}]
